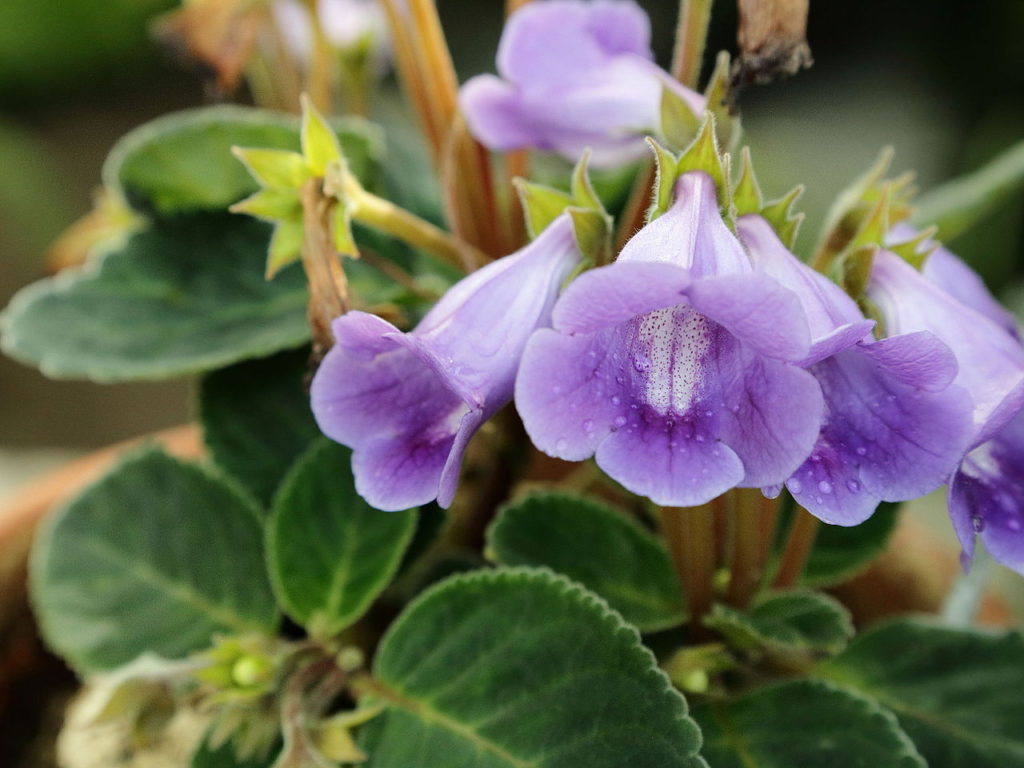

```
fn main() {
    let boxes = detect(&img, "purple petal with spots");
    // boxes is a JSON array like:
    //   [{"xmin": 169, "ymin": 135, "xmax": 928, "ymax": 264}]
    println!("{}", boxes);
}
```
[
  {"xmin": 460, "ymin": 0, "xmax": 703, "ymax": 166},
  {"xmin": 516, "ymin": 176, "xmax": 823, "ymax": 505},
  {"xmin": 950, "ymin": 411, "xmax": 1024, "ymax": 574},
  {"xmin": 787, "ymin": 334, "xmax": 973, "ymax": 525},
  {"xmin": 311, "ymin": 216, "xmax": 580, "ymax": 510},
  {"xmin": 869, "ymin": 249, "xmax": 1024, "ymax": 446}
]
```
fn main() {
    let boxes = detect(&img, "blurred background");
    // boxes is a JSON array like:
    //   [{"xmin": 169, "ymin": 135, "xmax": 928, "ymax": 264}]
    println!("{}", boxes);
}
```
[{"xmin": 0, "ymin": 0, "xmax": 1021, "ymax": 763}]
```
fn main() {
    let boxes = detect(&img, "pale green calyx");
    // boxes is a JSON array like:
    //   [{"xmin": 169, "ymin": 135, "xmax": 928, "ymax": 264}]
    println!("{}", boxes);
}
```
[{"xmin": 515, "ymin": 150, "xmax": 613, "ymax": 264}]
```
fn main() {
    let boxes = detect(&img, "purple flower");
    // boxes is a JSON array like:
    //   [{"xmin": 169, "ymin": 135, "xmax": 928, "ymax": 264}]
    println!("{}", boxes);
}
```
[
  {"xmin": 311, "ymin": 215, "xmax": 581, "ymax": 511},
  {"xmin": 515, "ymin": 172, "xmax": 824, "ymax": 507},
  {"xmin": 460, "ymin": 0, "xmax": 704, "ymax": 168},
  {"xmin": 868, "ymin": 247, "xmax": 1024, "ymax": 571},
  {"xmin": 739, "ymin": 216, "xmax": 973, "ymax": 525}
]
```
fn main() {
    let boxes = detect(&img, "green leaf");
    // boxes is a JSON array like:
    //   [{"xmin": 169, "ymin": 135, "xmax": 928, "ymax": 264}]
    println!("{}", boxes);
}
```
[
  {"xmin": 817, "ymin": 618, "xmax": 1024, "ymax": 767},
  {"xmin": 803, "ymin": 502, "xmax": 900, "ymax": 587},
  {"xmin": 487, "ymin": 493, "xmax": 684, "ymax": 632},
  {"xmin": 105, "ymin": 105, "xmax": 380, "ymax": 215},
  {"xmin": 359, "ymin": 568, "xmax": 707, "ymax": 768},
  {"xmin": 267, "ymin": 439, "xmax": 417, "ymax": 639},
  {"xmin": 199, "ymin": 347, "xmax": 320, "ymax": 508},
  {"xmin": 912, "ymin": 139, "xmax": 1024, "ymax": 241},
  {"xmin": 1, "ymin": 215, "xmax": 309, "ymax": 381},
  {"xmin": 693, "ymin": 680, "xmax": 925, "ymax": 768},
  {"xmin": 30, "ymin": 449, "xmax": 278, "ymax": 673},
  {"xmin": 704, "ymin": 591, "xmax": 853, "ymax": 658}
]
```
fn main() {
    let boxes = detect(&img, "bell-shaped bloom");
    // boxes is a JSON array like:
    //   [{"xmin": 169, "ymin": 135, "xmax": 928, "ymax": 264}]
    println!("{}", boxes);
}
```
[
  {"xmin": 739, "ymin": 216, "xmax": 973, "ymax": 525},
  {"xmin": 869, "ymin": 247, "xmax": 1024, "ymax": 571},
  {"xmin": 890, "ymin": 223, "xmax": 1020, "ymax": 340},
  {"xmin": 311, "ymin": 215, "xmax": 581, "ymax": 511},
  {"xmin": 460, "ymin": 0, "xmax": 704, "ymax": 168},
  {"xmin": 516, "ymin": 172, "xmax": 823, "ymax": 507}
]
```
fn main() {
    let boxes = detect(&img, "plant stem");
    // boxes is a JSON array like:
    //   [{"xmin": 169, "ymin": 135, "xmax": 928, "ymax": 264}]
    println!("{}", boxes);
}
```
[
  {"xmin": 301, "ymin": 180, "xmax": 349, "ymax": 356},
  {"xmin": 661, "ymin": 504, "xmax": 717, "ymax": 638},
  {"xmin": 303, "ymin": 0, "xmax": 335, "ymax": 114},
  {"xmin": 725, "ymin": 488, "xmax": 765, "ymax": 606},
  {"xmin": 353, "ymin": 188, "xmax": 484, "ymax": 271},
  {"xmin": 773, "ymin": 507, "xmax": 820, "ymax": 588},
  {"xmin": 407, "ymin": 0, "xmax": 459, "ymax": 132},
  {"xmin": 671, "ymin": 0, "xmax": 715, "ymax": 88}
]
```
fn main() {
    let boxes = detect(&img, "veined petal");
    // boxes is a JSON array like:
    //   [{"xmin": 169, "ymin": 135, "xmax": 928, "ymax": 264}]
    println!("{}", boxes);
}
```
[
  {"xmin": 791, "ymin": 335, "xmax": 973, "ymax": 526},
  {"xmin": 870, "ymin": 249, "xmax": 1024, "ymax": 443},
  {"xmin": 552, "ymin": 261, "xmax": 692, "ymax": 335},
  {"xmin": 889, "ymin": 223, "xmax": 1020, "ymax": 340},
  {"xmin": 619, "ymin": 172, "xmax": 750, "ymax": 276},
  {"xmin": 738, "ymin": 214, "xmax": 873, "ymax": 365},
  {"xmin": 949, "ymin": 411, "xmax": 1024, "ymax": 574}
]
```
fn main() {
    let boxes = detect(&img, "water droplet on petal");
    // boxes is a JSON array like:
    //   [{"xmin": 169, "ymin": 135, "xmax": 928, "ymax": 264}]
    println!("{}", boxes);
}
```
[
  {"xmin": 789, "ymin": 478, "xmax": 803, "ymax": 494},
  {"xmin": 856, "ymin": 446, "xmax": 868, "ymax": 456},
  {"xmin": 555, "ymin": 438, "xmax": 568, "ymax": 452},
  {"xmin": 552, "ymin": 385, "xmax": 563, "ymax": 395},
  {"xmin": 613, "ymin": 416, "xmax": 627, "ymax": 428},
  {"xmin": 818, "ymin": 480, "xmax": 833, "ymax": 494},
  {"xmin": 971, "ymin": 515, "xmax": 986, "ymax": 533},
  {"xmin": 582, "ymin": 419, "xmax": 595, "ymax": 433},
  {"xmin": 1006, "ymin": 516, "xmax": 1022, "ymax": 532},
  {"xmin": 611, "ymin": 395, "xmax": 621, "ymax": 405},
  {"xmin": 846, "ymin": 479, "xmax": 861, "ymax": 493},
  {"xmin": 763, "ymin": 484, "xmax": 783, "ymax": 499}
]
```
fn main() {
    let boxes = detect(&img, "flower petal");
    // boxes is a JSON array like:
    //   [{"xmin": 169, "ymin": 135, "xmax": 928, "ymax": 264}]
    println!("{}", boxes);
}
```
[
  {"xmin": 353, "ymin": 431, "xmax": 457, "ymax": 512},
  {"xmin": 791, "ymin": 336, "xmax": 972, "ymax": 525},
  {"xmin": 460, "ymin": 75, "xmax": 540, "ymax": 152},
  {"xmin": 949, "ymin": 411, "xmax": 1024, "ymax": 574},
  {"xmin": 870, "ymin": 249, "xmax": 1024, "ymax": 442},
  {"xmin": 552, "ymin": 261, "xmax": 692, "ymax": 335}
]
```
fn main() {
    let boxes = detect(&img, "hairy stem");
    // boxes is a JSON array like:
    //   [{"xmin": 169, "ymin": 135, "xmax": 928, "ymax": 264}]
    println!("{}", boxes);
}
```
[
  {"xmin": 773, "ymin": 507, "xmax": 820, "ymax": 588},
  {"xmin": 353, "ymin": 187, "xmax": 484, "ymax": 271},
  {"xmin": 301, "ymin": 180, "xmax": 349, "ymax": 356},
  {"xmin": 725, "ymin": 488, "xmax": 766, "ymax": 606}
]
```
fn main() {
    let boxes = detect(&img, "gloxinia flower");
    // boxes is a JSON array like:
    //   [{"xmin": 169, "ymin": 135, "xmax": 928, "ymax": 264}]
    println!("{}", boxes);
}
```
[
  {"xmin": 515, "ymin": 172, "xmax": 824, "ymax": 507},
  {"xmin": 460, "ymin": 0, "xmax": 704, "ymax": 168},
  {"xmin": 869, "ymin": 247, "xmax": 1024, "ymax": 571},
  {"xmin": 890, "ymin": 223, "xmax": 1020, "ymax": 340},
  {"xmin": 311, "ymin": 215, "xmax": 580, "ymax": 511},
  {"xmin": 739, "ymin": 216, "xmax": 972, "ymax": 525}
]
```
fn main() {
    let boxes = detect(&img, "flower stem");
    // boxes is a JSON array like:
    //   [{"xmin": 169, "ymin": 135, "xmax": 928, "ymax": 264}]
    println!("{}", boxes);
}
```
[
  {"xmin": 725, "ymin": 488, "xmax": 769, "ymax": 607},
  {"xmin": 301, "ymin": 181, "xmax": 349, "ymax": 356},
  {"xmin": 672, "ymin": 0, "xmax": 715, "ymax": 88},
  {"xmin": 352, "ymin": 188, "xmax": 484, "ymax": 271},
  {"xmin": 773, "ymin": 507, "xmax": 820, "ymax": 588},
  {"xmin": 303, "ymin": 0, "xmax": 335, "ymax": 114},
  {"xmin": 661, "ymin": 504, "xmax": 718, "ymax": 638}
]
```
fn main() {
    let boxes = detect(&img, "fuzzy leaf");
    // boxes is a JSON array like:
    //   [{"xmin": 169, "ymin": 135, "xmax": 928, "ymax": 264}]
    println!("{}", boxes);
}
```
[
  {"xmin": 704, "ymin": 591, "xmax": 853, "ymax": 658},
  {"xmin": 487, "ymin": 493, "xmax": 684, "ymax": 632},
  {"xmin": 106, "ymin": 105, "xmax": 380, "ymax": 215},
  {"xmin": 267, "ymin": 439, "xmax": 417, "ymax": 639},
  {"xmin": 2, "ymin": 215, "xmax": 309, "ymax": 381},
  {"xmin": 30, "ymin": 449, "xmax": 278, "ymax": 673},
  {"xmin": 817, "ymin": 618, "xmax": 1024, "ymax": 767},
  {"xmin": 359, "ymin": 568, "xmax": 707, "ymax": 768},
  {"xmin": 199, "ymin": 348, "xmax": 319, "ymax": 508},
  {"xmin": 694, "ymin": 680, "xmax": 925, "ymax": 767}
]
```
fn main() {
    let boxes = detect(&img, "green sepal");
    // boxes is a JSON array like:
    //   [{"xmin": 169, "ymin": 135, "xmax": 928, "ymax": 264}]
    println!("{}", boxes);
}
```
[
  {"xmin": 760, "ymin": 184, "xmax": 805, "ymax": 249},
  {"xmin": 887, "ymin": 224, "xmax": 938, "ymax": 268},
  {"xmin": 568, "ymin": 208, "xmax": 612, "ymax": 265},
  {"xmin": 231, "ymin": 147, "xmax": 310, "ymax": 190},
  {"xmin": 731, "ymin": 147, "xmax": 764, "ymax": 218},
  {"xmin": 330, "ymin": 199, "xmax": 358, "ymax": 257},
  {"xmin": 676, "ymin": 113, "xmax": 730, "ymax": 208},
  {"xmin": 300, "ymin": 94, "xmax": 342, "ymax": 177},
  {"xmin": 266, "ymin": 220, "xmax": 305, "ymax": 278},
  {"xmin": 646, "ymin": 137, "xmax": 682, "ymax": 222},
  {"xmin": 514, "ymin": 178, "xmax": 576, "ymax": 239},
  {"xmin": 229, "ymin": 188, "xmax": 302, "ymax": 223},
  {"xmin": 570, "ymin": 149, "xmax": 604, "ymax": 211},
  {"xmin": 703, "ymin": 51, "xmax": 741, "ymax": 152},
  {"xmin": 659, "ymin": 83, "xmax": 702, "ymax": 152}
]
